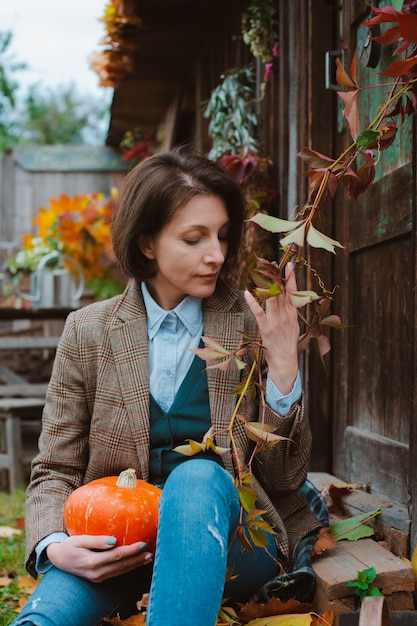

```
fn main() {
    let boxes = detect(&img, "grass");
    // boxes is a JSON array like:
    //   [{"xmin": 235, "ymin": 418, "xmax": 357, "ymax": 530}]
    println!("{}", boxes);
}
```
[{"xmin": 0, "ymin": 488, "xmax": 28, "ymax": 626}]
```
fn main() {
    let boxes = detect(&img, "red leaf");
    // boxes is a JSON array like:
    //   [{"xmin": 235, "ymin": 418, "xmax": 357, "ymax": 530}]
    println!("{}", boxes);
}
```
[
  {"xmin": 379, "ymin": 56, "xmax": 417, "ymax": 77},
  {"xmin": 297, "ymin": 146, "xmax": 334, "ymax": 169},
  {"xmin": 338, "ymin": 89, "xmax": 360, "ymax": 140},
  {"xmin": 347, "ymin": 161, "xmax": 376, "ymax": 199},
  {"xmin": 372, "ymin": 25, "xmax": 401, "ymax": 46},
  {"xmin": 364, "ymin": 6, "xmax": 400, "ymax": 28},
  {"xmin": 377, "ymin": 123, "xmax": 398, "ymax": 150},
  {"xmin": 317, "ymin": 334, "xmax": 331, "ymax": 358},
  {"xmin": 327, "ymin": 172, "xmax": 339, "ymax": 198},
  {"xmin": 398, "ymin": 13, "xmax": 417, "ymax": 44}
]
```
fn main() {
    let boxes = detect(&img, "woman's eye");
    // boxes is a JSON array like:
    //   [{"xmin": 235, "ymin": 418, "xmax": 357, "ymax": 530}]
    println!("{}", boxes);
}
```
[{"xmin": 184, "ymin": 239, "xmax": 200, "ymax": 245}]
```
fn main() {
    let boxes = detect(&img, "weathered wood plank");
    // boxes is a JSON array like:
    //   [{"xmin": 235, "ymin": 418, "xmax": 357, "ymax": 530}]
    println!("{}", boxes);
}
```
[
  {"xmin": 0, "ymin": 383, "xmax": 48, "ymax": 398},
  {"xmin": 313, "ymin": 538, "xmax": 414, "ymax": 601},
  {"xmin": 0, "ymin": 336, "xmax": 60, "ymax": 350},
  {"xmin": 0, "ymin": 366, "xmax": 27, "ymax": 385},
  {"xmin": 309, "ymin": 472, "xmax": 409, "ymax": 557},
  {"xmin": 341, "ymin": 610, "xmax": 417, "ymax": 626}
]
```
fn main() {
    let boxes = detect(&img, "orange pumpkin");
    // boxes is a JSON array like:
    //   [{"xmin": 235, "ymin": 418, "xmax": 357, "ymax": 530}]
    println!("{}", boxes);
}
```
[{"xmin": 64, "ymin": 468, "xmax": 162, "ymax": 547}]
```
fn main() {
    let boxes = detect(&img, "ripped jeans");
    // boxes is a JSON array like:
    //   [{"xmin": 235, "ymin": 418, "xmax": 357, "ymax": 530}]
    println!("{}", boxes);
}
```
[{"xmin": 11, "ymin": 459, "xmax": 278, "ymax": 626}]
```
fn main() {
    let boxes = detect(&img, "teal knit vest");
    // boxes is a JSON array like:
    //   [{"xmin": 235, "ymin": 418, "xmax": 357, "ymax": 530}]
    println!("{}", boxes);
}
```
[{"xmin": 149, "ymin": 354, "xmax": 223, "ymax": 485}]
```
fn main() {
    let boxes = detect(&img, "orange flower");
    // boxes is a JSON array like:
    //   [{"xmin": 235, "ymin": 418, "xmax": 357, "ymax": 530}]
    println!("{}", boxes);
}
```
[{"xmin": 28, "ymin": 193, "xmax": 117, "ymax": 282}]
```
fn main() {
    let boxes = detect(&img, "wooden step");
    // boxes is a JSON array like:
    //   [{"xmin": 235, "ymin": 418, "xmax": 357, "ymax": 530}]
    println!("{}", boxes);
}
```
[
  {"xmin": 313, "ymin": 538, "xmax": 415, "ymax": 624},
  {"xmin": 307, "ymin": 473, "xmax": 415, "ymax": 625},
  {"xmin": 309, "ymin": 472, "xmax": 409, "ymax": 558}
]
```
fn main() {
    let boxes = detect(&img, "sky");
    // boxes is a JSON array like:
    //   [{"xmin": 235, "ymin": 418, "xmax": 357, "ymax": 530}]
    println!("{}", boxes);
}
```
[{"xmin": 0, "ymin": 0, "xmax": 112, "ymax": 101}]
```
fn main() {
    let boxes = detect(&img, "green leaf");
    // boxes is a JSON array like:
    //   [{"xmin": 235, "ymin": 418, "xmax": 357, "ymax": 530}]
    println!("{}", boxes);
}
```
[
  {"xmin": 253, "ymin": 283, "xmax": 283, "ymax": 300},
  {"xmin": 247, "ymin": 526, "xmax": 269, "ymax": 549},
  {"xmin": 330, "ymin": 508, "xmax": 381, "ymax": 541},
  {"xmin": 360, "ymin": 566, "xmax": 377, "ymax": 584},
  {"xmin": 356, "ymin": 129, "xmax": 379, "ymax": 148},
  {"xmin": 391, "ymin": 0, "xmax": 404, "ymax": 10},
  {"xmin": 306, "ymin": 223, "xmax": 345, "ymax": 254},
  {"xmin": 369, "ymin": 586, "xmax": 384, "ymax": 597},
  {"xmin": 249, "ymin": 213, "xmax": 301, "ymax": 233},
  {"xmin": 238, "ymin": 484, "xmax": 257, "ymax": 512},
  {"xmin": 280, "ymin": 223, "xmax": 307, "ymax": 248},
  {"xmin": 288, "ymin": 290, "xmax": 321, "ymax": 308}
]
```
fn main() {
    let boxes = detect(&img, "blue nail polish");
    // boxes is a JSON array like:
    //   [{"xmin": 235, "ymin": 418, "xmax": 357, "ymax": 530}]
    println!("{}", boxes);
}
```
[
  {"xmin": 138, "ymin": 542, "xmax": 147, "ymax": 550},
  {"xmin": 106, "ymin": 536, "xmax": 117, "ymax": 545}
]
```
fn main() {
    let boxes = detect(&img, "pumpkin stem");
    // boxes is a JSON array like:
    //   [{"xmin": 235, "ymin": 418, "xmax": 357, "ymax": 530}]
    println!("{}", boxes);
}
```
[{"xmin": 116, "ymin": 468, "xmax": 138, "ymax": 488}]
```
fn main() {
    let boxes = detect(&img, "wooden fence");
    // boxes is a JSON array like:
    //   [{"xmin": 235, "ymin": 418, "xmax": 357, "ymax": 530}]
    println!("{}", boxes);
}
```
[{"xmin": 0, "ymin": 145, "xmax": 129, "ymax": 258}]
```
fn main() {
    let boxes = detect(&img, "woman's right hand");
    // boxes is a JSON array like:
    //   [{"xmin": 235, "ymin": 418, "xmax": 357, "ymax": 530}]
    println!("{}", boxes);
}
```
[{"xmin": 46, "ymin": 535, "xmax": 154, "ymax": 583}]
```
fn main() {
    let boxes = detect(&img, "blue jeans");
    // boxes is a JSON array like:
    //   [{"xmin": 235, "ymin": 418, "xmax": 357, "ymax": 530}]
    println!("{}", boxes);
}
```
[{"xmin": 12, "ymin": 459, "xmax": 278, "ymax": 626}]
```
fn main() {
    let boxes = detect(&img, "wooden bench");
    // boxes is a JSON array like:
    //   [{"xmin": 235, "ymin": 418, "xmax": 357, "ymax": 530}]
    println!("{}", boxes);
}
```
[
  {"xmin": 0, "ymin": 335, "xmax": 59, "ymax": 491},
  {"xmin": 0, "ymin": 334, "xmax": 58, "ymax": 396},
  {"xmin": 0, "ymin": 397, "xmax": 45, "ymax": 492}
]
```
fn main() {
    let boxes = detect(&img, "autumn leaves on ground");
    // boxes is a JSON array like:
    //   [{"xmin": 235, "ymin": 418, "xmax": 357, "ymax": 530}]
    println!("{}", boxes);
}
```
[{"xmin": 0, "ymin": 487, "xmax": 342, "ymax": 626}]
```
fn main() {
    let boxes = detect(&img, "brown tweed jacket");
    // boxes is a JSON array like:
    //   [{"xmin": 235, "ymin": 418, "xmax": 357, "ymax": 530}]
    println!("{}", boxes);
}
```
[{"xmin": 25, "ymin": 279, "xmax": 321, "ymax": 577}]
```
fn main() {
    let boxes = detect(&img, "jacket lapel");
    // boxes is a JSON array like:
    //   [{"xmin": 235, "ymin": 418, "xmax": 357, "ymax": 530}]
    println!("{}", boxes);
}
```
[
  {"xmin": 204, "ymin": 284, "xmax": 245, "ymax": 473},
  {"xmin": 109, "ymin": 281, "xmax": 152, "ymax": 481},
  {"xmin": 108, "ymin": 279, "xmax": 246, "ymax": 479}
]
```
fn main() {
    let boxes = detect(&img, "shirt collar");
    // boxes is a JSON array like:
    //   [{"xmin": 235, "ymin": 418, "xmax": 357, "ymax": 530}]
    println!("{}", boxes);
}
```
[{"xmin": 141, "ymin": 283, "xmax": 203, "ymax": 340}]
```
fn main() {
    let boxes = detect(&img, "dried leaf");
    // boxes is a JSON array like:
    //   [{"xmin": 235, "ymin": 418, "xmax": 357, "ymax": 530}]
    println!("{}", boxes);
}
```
[
  {"xmin": 244, "ymin": 613, "xmax": 315, "ymax": 625},
  {"xmin": 244, "ymin": 420, "xmax": 292, "ymax": 445},
  {"xmin": 173, "ymin": 428, "xmax": 229, "ymax": 457},
  {"xmin": 0, "ymin": 525, "xmax": 22, "ymax": 537},
  {"xmin": 335, "ymin": 57, "xmax": 357, "ymax": 88},
  {"xmin": 311, "ymin": 527, "xmax": 337, "ymax": 556},
  {"xmin": 239, "ymin": 597, "xmax": 314, "ymax": 621},
  {"xmin": 103, "ymin": 614, "xmax": 146, "ymax": 625}
]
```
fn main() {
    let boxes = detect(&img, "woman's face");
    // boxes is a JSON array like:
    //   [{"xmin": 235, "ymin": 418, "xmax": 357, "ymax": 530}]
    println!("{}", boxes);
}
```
[{"xmin": 139, "ymin": 194, "xmax": 230, "ymax": 310}]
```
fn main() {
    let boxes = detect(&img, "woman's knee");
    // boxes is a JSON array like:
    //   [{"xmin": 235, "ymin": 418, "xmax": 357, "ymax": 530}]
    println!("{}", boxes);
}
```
[{"xmin": 164, "ymin": 459, "xmax": 235, "ymax": 496}]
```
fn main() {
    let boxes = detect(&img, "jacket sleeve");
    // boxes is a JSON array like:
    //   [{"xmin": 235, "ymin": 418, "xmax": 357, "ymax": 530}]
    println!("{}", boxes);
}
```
[
  {"xmin": 252, "ymin": 395, "xmax": 312, "ymax": 493},
  {"xmin": 24, "ymin": 311, "xmax": 91, "ymax": 577}
]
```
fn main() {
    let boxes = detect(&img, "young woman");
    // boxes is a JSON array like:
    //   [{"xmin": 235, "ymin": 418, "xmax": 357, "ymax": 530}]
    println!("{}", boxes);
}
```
[{"xmin": 13, "ymin": 148, "xmax": 326, "ymax": 626}]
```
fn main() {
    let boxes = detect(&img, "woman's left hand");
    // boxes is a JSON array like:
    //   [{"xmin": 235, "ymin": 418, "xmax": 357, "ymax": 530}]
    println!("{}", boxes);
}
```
[{"xmin": 244, "ymin": 262, "xmax": 299, "ymax": 396}]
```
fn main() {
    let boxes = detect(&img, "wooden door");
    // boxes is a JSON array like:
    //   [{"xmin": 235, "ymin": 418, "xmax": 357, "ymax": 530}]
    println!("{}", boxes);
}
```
[{"xmin": 331, "ymin": 0, "xmax": 414, "ymax": 550}]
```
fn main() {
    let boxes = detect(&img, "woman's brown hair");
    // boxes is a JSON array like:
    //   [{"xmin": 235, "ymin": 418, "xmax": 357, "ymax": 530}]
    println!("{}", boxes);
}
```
[{"xmin": 111, "ymin": 146, "xmax": 246, "ymax": 281}]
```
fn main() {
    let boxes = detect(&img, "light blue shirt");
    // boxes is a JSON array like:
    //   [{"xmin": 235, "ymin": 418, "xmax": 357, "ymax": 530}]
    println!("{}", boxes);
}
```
[
  {"xmin": 141, "ymin": 282, "xmax": 301, "ymax": 415},
  {"xmin": 35, "ymin": 283, "xmax": 301, "ymax": 572}
]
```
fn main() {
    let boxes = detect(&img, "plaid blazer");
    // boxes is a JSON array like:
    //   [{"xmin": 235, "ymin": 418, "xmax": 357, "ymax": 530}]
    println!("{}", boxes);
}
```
[{"xmin": 25, "ymin": 279, "xmax": 321, "ymax": 577}]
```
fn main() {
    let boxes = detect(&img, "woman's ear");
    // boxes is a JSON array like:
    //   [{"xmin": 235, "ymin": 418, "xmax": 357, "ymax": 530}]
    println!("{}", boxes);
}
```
[{"xmin": 137, "ymin": 234, "xmax": 155, "ymax": 260}]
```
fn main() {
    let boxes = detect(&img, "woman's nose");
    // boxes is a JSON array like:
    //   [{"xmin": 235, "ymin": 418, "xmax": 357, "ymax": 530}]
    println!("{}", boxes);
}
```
[{"xmin": 205, "ymin": 238, "xmax": 226, "ymax": 264}]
